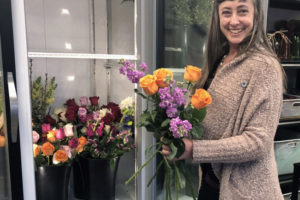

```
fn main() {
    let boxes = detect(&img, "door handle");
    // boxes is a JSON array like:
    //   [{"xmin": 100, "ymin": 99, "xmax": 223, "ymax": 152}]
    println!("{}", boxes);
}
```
[{"xmin": 7, "ymin": 72, "xmax": 18, "ymax": 143}]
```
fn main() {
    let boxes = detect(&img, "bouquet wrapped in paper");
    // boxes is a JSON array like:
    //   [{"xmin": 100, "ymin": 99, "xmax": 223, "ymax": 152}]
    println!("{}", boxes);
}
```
[{"xmin": 119, "ymin": 60, "xmax": 212, "ymax": 199}]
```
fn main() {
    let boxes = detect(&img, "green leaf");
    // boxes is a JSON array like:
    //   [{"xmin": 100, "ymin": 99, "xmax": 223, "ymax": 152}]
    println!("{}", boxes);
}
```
[
  {"xmin": 191, "ymin": 107, "xmax": 206, "ymax": 122},
  {"xmin": 161, "ymin": 119, "xmax": 170, "ymax": 128},
  {"xmin": 168, "ymin": 142, "xmax": 178, "ymax": 160},
  {"xmin": 150, "ymin": 111, "xmax": 157, "ymax": 123},
  {"xmin": 137, "ymin": 112, "xmax": 152, "ymax": 127},
  {"xmin": 191, "ymin": 125, "xmax": 203, "ymax": 139}
]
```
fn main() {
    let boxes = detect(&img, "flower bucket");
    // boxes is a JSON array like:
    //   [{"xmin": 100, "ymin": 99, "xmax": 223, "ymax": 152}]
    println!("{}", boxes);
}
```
[
  {"xmin": 78, "ymin": 157, "xmax": 120, "ymax": 200},
  {"xmin": 35, "ymin": 165, "xmax": 71, "ymax": 200}
]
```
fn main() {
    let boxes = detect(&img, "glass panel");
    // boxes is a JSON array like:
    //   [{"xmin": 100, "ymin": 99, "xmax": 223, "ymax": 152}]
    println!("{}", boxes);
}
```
[
  {"xmin": 156, "ymin": 1, "xmax": 213, "ymax": 199},
  {"xmin": 30, "ymin": 58, "xmax": 136, "ymax": 199},
  {"xmin": 160, "ymin": 0, "xmax": 213, "ymax": 69},
  {"xmin": 24, "ymin": 0, "xmax": 135, "ymax": 55},
  {"xmin": 0, "ymin": 37, "xmax": 12, "ymax": 200},
  {"xmin": 267, "ymin": 1, "xmax": 300, "ymax": 63}
]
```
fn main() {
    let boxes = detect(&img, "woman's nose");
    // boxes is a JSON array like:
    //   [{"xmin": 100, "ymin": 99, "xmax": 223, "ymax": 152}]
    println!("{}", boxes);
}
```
[{"xmin": 229, "ymin": 13, "xmax": 240, "ymax": 25}]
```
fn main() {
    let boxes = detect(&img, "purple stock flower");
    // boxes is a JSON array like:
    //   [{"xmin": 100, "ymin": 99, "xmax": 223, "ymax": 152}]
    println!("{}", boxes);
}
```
[
  {"xmin": 173, "ymin": 87, "xmax": 185, "ymax": 106},
  {"xmin": 119, "ymin": 61, "xmax": 146, "ymax": 83},
  {"xmin": 169, "ymin": 117, "xmax": 192, "ymax": 139},
  {"xmin": 139, "ymin": 62, "xmax": 148, "ymax": 73},
  {"xmin": 158, "ymin": 85, "xmax": 186, "ymax": 118},
  {"xmin": 166, "ymin": 107, "xmax": 178, "ymax": 118}
]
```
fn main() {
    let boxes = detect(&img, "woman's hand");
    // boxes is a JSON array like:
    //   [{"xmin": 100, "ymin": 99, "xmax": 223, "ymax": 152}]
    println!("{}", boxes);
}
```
[{"xmin": 161, "ymin": 138, "xmax": 193, "ymax": 160}]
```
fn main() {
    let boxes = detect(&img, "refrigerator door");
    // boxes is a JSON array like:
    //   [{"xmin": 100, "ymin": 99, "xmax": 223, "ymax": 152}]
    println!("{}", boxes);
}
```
[{"xmin": 0, "ymin": 36, "xmax": 12, "ymax": 200}]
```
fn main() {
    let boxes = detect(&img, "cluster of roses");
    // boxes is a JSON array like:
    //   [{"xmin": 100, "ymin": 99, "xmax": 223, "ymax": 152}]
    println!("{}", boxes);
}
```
[
  {"xmin": 33, "ymin": 95, "xmax": 135, "ymax": 167},
  {"xmin": 32, "ymin": 107, "xmax": 88, "ymax": 167}
]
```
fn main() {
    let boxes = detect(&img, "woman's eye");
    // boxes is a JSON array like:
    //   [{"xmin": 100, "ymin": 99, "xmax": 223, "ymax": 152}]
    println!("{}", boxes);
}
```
[
  {"xmin": 222, "ymin": 11, "xmax": 231, "ymax": 16},
  {"xmin": 238, "ymin": 9, "xmax": 248, "ymax": 14}
]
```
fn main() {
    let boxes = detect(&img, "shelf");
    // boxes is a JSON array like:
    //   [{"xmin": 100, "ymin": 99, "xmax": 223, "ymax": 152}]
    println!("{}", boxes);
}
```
[
  {"xmin": 282, "ymin": 63, "xmax": 300, "ymax": 68},
  {"xmin": 279, "ymin": 120, "xmax": 300, "ymax": 126}
]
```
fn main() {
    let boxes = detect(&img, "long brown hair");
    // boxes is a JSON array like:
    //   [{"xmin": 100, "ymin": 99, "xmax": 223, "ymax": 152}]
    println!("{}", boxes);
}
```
[{"xmin": 192, "ymin": 0, "xmax": 286, "ymax": 93}]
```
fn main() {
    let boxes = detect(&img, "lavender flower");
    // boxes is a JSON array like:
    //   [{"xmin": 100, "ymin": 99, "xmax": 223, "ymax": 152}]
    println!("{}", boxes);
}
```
[
  {"xmin": 139, "ymin": 62, "xmax": 148, "ymax": 73},
  {"xmin": 119, "ymin": 61, "xmax": 145, "ymax": 83},
  {"xmin": 169, "ymin": 117, "xmax": 192, "ymax": 138},
  {"xmin": 158, "ymin": 84, "xmax": 186, "ymax": 118},
  {"xmin": 173, "ymin": 87, "xmax": 186, "ymax": 106}
]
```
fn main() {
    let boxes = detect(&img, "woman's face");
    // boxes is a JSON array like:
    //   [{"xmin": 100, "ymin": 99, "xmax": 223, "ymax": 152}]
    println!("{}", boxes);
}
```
[{"xmin": 218, "ymin": 0, "xmax": 254, "ymax": 48}]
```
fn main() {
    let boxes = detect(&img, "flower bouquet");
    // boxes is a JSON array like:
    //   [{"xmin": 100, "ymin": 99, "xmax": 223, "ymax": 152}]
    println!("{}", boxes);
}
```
[
  {"xmin": 55, "ymin": 96, "xmax": 136, "ymax": 163},
  {"xmin": 119, "ymin": 60, "xmax": 212, "ymax": 200}
]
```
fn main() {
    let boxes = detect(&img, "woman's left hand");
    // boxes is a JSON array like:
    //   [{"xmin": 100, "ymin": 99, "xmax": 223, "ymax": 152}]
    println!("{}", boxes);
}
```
[{"xmin": 161, "ymin": 138, "xmax": 193, "ymax": 160}]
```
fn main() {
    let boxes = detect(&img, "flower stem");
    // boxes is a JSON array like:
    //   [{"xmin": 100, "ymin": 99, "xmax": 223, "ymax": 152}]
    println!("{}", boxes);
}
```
[
  {"xmin": 47, "ymin": 156, "xmax": 50, "ymax": 166},
  {"xmin": 125, "ymin": 144, "xmax": 162, "ymax": 185}
]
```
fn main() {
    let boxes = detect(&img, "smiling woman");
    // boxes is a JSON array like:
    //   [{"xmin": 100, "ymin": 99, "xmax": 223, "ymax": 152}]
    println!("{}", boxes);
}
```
[{"xmin": 161, "ymin": 0, "xmax": 286, "ymax": 199}]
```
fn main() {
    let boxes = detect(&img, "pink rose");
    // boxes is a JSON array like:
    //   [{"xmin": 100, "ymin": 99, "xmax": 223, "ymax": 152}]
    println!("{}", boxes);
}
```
[
  {"xmin": 32, "ymin": 131, "xmax": 40, "ymax": 143},
  {"xmin": 79, "ymin": 96, "xmax": 89, "ymax": 106},
  {"xmin": 93, "ymin": 111, "xmax": 100, "ymax": 121},
  {"xmin": 41, "ymin": 123, "xmax": 51, "ymax": 134},
  {"xmin": 60, "ymin": 145, "xmax": 72, "ymax": 158},
  {"xmin": 64, "ymin": 123, "xmax": 74, "ymax": 137},
  {"xmin": 78, "ymin": 107, "xmax": 87, "ymax": 119},
  {"xmin": 56, "ymin": 128, "xmax": 65, "ymax": 140}
]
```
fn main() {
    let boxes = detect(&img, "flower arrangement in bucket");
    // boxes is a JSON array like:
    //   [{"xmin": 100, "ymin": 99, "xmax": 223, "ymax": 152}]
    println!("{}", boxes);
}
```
[
  {"xmin": 119, "ymin": 60, "xmax": 212, "ymax": 200},
  {"xmin": 56, "ymin": 96, "xmax": 136, "ymax": 162}
]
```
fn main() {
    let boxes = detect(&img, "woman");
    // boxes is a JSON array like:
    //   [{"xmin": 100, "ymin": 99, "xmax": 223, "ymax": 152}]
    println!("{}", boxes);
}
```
[{"xmin": 162, "ymin": 0, "xmax": 285, "ymax": 199}]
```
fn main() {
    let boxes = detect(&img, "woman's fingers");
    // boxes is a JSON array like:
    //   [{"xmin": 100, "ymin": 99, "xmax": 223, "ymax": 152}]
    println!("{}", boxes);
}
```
[{"xmin": 161, "ymin": 144, "xmax": 171, "ymax": 156}]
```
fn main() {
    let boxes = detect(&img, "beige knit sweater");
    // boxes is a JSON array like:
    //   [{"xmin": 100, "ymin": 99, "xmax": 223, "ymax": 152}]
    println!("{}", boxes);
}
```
[{"xmin": 192, "ymin": 51, "xmax": 284, "ymax": 200}]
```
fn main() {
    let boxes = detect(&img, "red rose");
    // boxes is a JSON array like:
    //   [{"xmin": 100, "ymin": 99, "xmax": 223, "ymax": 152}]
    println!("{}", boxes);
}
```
[
  {"xmin": 65, "ymin": 99, "xmax": 79, "ymax": 110},
  {"xmin": 89, "ymin": 96, "xmax": 99, "ymax": 106},
  {"xmin": 102, "ymin": 113, "xmax": 114, "ymax": 124},
  {"xmin": 44, "ymin": 115, "xmax": 56, "ymax": 126},
  {"xmin": 101, "ymin": 102, "xmax": 122, "ymax": 123},
  {"xmin": 65, "ymin": 107, "xmax": 76, "ymax": 122}
]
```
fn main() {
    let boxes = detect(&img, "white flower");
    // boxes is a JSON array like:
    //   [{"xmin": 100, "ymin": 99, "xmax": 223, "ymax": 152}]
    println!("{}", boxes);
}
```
[
  {"xmin": 120, "ymin": 97, "xmax": 134, "ymax": 110},
  {"xmin": 104, "ymin": 125, "xmax": 111, "ymax": 133},
  {"xmin": 99, "ymin": 108, "xmax": 111, "ymax": 118},
  {"xmin": 64, "ymin": 123, "xmax": 74, "ymax": 137},
  {"xmin": 53, "ymin": 106, "xmax": 67, "ymax": 122}
]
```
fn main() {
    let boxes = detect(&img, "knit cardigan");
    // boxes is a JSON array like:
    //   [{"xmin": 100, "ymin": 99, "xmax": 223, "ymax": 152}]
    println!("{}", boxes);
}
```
[{"xmin": 192, "ymin": 51, "xmax": 284, "ymax": 200}]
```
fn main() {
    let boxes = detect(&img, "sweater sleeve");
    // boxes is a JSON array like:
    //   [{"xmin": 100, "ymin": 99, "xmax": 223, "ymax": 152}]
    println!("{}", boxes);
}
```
[{"xmin": 192, "ymin": 61, "xmax": 283, "ymax": 163}]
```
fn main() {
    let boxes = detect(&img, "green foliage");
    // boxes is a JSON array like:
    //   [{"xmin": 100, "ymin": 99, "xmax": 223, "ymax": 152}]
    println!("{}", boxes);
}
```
[
  {"xmin": 169, "ymin": 0, "xmax": 213, "ymax": 26},
  {"xmin": 31, "ymin": 74, "xmax": 57, "ymax": 126}
]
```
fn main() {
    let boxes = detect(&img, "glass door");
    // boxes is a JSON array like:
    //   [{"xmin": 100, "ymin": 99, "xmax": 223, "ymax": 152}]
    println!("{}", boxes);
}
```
[{"xmin": 0, "ymin": 36, "xmax": 12, "ymax": 200}]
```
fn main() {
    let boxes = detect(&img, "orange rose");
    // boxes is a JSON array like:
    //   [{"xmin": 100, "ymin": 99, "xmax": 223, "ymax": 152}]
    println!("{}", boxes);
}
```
[
  {"xmin": 153, "ymin": 68, "xmax": 173, "ymax": 88},
  {"xmin": 33, "ymin": 144, "xmax": 40, "ymax": 157},
  {"xmin": 191, "ymin": 89, "xmax": 212, "ymax": 109},
  {"xmin": 139, "ymin": 75, "xmax": 158, "ymax": 96},
  {"xmin": 76, "ymin": 136, "xmax": 88, "ymax": 153},
  {"xmin": 47, "ymin": 129, "xmax": 56, "ymax": 142},
  {"xmin": 53, "ymin": 150, "xmax": 68, "ymax": 164},
  {"xmin": 41, "ymin": 142, "xmax": 55, "ymax": 156},
  {"xmin": 0, "ymin": 135, "xmax": 5, "ymax": 147},
  {"xmin": 184, "ymin": 65, "xmax": 202, "ymax": 83}
]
